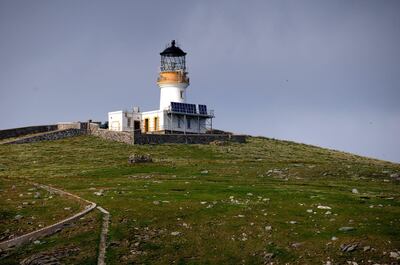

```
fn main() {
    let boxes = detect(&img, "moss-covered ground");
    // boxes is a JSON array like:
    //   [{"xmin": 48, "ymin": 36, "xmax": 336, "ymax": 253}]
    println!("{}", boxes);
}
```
[{"xmin": 0, "ymin": 136, "xmax": 399, "ymax": 264}]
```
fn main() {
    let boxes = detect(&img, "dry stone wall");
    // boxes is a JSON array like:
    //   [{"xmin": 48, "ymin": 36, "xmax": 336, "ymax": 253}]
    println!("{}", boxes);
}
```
[
  {"xmin": 0, "ymin": 125, "xmax": 58, "ymax": 140},
  {"xmin": 0, "ymin": 123, "xmax": 246, "ymax": 145},
  {"xmin": 134, "ymin": 133, "xmax": 246, "ymax": 144},
  {"xmin": 90, "ymin": 129, "xmax": 133, "ymax": 144},
  {"xmin": 91, "ymin": 128, "xmax": 246, "ymax": 145},
  {"xmin": 4, "ymin": 129, "xmax": 84, "ymax": 144}
]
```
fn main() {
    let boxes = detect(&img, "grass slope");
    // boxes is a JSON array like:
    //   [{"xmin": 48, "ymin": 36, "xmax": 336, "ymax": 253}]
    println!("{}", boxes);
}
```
[{"xmin": 0, "ymin": 136, "xmax": 399, "ymax": 264}]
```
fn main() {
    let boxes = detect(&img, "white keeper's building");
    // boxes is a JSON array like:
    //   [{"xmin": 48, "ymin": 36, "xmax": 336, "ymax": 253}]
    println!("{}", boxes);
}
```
[{"xmin": 108, "ymin": 40, "xmax": 214, "ymax": 134}]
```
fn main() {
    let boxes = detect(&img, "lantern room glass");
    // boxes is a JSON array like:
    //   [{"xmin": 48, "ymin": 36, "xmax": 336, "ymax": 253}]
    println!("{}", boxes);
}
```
[{"xmin": 160, "ymin": 55, "xmax": 186, "ymax": 72}]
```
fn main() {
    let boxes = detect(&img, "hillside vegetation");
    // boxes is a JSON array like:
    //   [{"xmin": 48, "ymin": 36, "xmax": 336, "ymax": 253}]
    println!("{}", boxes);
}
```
[{"xmin": 0, "ymin": 136, "xmax": 399, "ymax": 264}]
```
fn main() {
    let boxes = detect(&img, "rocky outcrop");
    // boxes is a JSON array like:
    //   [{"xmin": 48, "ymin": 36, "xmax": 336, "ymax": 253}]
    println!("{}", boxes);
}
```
[{"xmin": 128, "ymin": 154, "xmax": 153, "ymax": 163}]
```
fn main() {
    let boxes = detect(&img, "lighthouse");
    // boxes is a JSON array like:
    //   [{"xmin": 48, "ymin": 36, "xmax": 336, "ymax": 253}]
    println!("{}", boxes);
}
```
[
  {"xmin": 158, "ymin": 40, "xmax": 189, "ymax": 110},
  {"xmin": 108, "ymin": 40, "xmax": 214, "ymax": 134}
]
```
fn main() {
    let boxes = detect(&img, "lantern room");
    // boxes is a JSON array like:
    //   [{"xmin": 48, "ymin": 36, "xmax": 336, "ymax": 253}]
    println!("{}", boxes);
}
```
[{"xmin": 160, "ymin": 40, "xmax": 186, "ymax": 71}]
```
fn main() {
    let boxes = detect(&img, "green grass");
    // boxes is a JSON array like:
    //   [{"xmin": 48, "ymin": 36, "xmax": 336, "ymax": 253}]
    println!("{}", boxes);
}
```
[
  {"xmin": 0, "ymin": 178, "xmax": 84, "ymax": 240},
  {"xmin": 0, "ymin": 135, "xmax": 399, "ymax": 264}
]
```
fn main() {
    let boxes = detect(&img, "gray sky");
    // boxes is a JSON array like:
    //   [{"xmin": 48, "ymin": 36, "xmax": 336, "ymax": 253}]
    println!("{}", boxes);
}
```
[{"xmin": 1, "ymin": 0, "xmax": 399, "ymax": 162}]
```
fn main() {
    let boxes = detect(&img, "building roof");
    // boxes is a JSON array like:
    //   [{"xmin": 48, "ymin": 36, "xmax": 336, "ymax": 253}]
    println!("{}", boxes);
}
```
[{"xmin": 160, "ymin": 40, "xmax": 186, "ymax": 57}]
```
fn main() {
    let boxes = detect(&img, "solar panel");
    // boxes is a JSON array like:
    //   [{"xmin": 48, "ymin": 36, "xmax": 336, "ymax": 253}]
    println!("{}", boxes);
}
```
[
  {"xmin": 198, "ymin": 104, "xmax": 207, "ymax": 115},
  {"xmin": 171, "ymin": 102, "xmax": 197, "ymax": 114}
]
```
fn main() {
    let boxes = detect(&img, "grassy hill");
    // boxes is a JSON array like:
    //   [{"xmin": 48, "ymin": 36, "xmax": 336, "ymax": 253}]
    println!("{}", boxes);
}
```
[{"xmin": 0, "ymin": 135, "xmax": 399, "ymax": 264}]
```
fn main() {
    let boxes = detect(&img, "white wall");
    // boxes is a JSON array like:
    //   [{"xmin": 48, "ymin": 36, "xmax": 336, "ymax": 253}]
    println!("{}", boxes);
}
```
[
  {"xmin": 159, "ymin": 83, "xmax": 188, "ymax": 110},
  {"xmin": 141, "ymin": 110, "xmax": 208, "ymax": 134},
  {"xmin": 141, "ymin": 110, "xmax": 164, "ymax": 133},
  {"xmin": 108, "ymin": 111, "xmax": 141, "ymax": 132},
  {"xmin": 108, "ymin": 111, "xmax": 123, "ymax": 131}
]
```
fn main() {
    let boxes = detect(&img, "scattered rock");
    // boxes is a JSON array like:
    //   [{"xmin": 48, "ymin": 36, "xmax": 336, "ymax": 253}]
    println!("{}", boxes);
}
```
[
  {"xmin": 265, "ymin": 226, "xmax": 272, "ymax": 231},
  {"xmin": 363, "ymin": 246, "xmax": 371, "ymax": 252},
  {"xmin": 200, "ymin": 170, "xmax": 209, "ymax": 174},
  {"xmin": 20, "ymin": 246, "xmax": 80, "ymax": 265},
  {"xmin": 93, "ymin": 190, "xmax": 103, "ymax": 196},
  {"xmin": 152, "ymin": 201, "xmax": 160, "ymax": 205},
  {"xmin": 263, "ymin": 252, "xmax": 275, "ymax": 262},
  {"xmin": 340, "ymin": 242, "xmax": 358, "ymax": 252},
  {"xmin": 291, "ymin": 242, "xmax": 304, "ymax": 248},
  {"xmin": 390, "ymin": 251, "xmax": 400, "ymax": 259},
  {"xmin": 209, "ymin": 140, "xmax": 226, "ymax": 146},
  {"xmin": 170, "ymin": 231, "xmax": 180, "ymax": 236},
  {"xmin": 331, "ymin": 236, "xmax": 338, "ymax": 241},
  {"xmin": 339, "ymin": 226, "xmax": 355, "ymax": 232},
  {"xmin": 33, "ymin": 192, "xmax": 41, "ymax": 199},
  {"xmin": 352, "ymin": 188, "xmax": 359, "ymax": 194},
  {"xmin": 33, "ymin": 240, "xmax": 41, "ymax": 245},
  {"xmin": 128, "ymin": 153, "xmax": 153, "ymax": 164},
  {"xmin": 289, "ymin": 221, "xmax": 297, "ymax": 224},
  {"xmin": 317, "ymin": 205, "xmax": 331, "ymax": 210},
  {"xmin": 14, "ymin": 214, "xmax": 23, "ymax": 220}
]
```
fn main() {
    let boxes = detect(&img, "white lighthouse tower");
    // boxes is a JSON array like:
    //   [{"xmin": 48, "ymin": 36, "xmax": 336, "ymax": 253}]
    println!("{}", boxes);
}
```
[
  {"xmin": 108, "ymin": 40, "xmax": 214, "ymax": 134},
  {"xmin": 157, "ymin": 40, "xmax": 189, "ymax": 110}
]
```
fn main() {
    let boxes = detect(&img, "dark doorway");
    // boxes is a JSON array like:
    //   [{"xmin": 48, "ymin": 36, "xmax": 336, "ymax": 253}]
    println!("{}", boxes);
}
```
[
  {"xmin": 144, "ymin": 119, "xmax": 149, "ymax": 133},
  {"xmin": 134, "ymin": 120, "xmax": 140, "ymax": 131}
]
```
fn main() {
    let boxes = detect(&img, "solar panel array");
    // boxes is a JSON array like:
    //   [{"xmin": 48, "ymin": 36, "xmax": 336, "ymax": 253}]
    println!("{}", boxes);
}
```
[
  {"xmin": 198, "ymin": 104, "xmax": 207, "ymax": 115},
  {"xmin": 171, "ymin": 102, "xmax": 197, "ymax": 114},
  {"xmin": 170, "ymin": 102, "xmax": 209, "ymax": 115}
]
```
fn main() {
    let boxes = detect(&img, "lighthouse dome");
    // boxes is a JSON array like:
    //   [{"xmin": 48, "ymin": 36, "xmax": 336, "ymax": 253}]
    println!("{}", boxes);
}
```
[{"xmin": 160, "ymin": 40, "xmax": 186, "ymax": 57}]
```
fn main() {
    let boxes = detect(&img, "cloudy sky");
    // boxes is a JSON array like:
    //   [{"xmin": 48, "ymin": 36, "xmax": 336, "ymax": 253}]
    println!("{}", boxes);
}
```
[{"xmin": 0, "ymin": 0, "xmax": 399, "ymax": 162}]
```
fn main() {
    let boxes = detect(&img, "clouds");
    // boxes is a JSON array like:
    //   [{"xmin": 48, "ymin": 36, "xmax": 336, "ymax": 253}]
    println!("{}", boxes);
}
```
[{"xmin": 0, "ymin": 0, "xmax": 399, "ymax": 162}]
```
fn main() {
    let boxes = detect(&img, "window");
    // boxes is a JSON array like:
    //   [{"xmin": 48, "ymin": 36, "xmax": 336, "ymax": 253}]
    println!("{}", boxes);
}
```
[
  {"xmin": 178, "ymin": 118, "xmax": 181, "ymax": 128},
  {"xmin": 127, "ymin": 117, "xmax": 132, "ymax": 127},
  {"xmin": 187, "ymin": 118, "xmax": 191, "ymax": 129},
  {"xmin": 180, "ymin": 90, "xmax": 184, "ymax": 99},
  {"xmin": 144, "ymin": 119, "xmax": 149, "ymax": 132},
  {"xmin": 154, "ymin": 117, "xmax": 158, "ymax": 131}
]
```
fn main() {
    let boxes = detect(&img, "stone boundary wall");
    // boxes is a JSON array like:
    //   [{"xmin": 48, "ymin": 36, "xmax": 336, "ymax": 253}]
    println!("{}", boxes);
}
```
[
  {"xmin": 57, "ymin": 122, "xmax": 81, "ymax": 130},
  {"xmin": 0, "ymin": 123, "xmax": 246, "ymax": 145},
  {"xmin": 134, "ymin": 133, "xmax": 247, "ymax": 145},
  {"xmin": 0, "ymin": 125, "xmax": 58, "ymax": 140},
  {"xmin": 3, "ymin": 129, "xmax": 84, "ymax": 144},
  {"xmin": 90, "ymin": 129, "xmax": 133, "ymax": 144},
  {"xmin": 91, "ymin": 128, "xmax": 246, "ymax": 145},
  {"xmin": 0, "ymin": 183, "xmax": 96, "ymax": 251}
]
